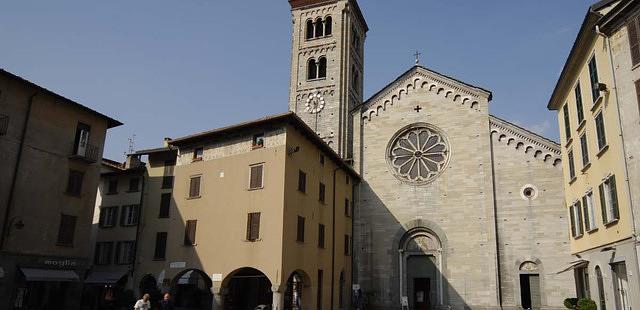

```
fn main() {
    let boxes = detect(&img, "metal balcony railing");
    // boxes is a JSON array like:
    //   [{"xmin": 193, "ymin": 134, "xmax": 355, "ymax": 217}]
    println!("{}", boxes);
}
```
[
  {"xmin": 69, "ymin": 142, "xmax": 100, "ymax": 163},
  {"xmin": 0, "ymin": 114, "xmax": 8, "ymax": 135}
]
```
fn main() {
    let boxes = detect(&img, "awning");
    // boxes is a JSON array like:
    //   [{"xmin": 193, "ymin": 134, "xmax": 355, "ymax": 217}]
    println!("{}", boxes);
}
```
[
  {"xmin": 20, "ymin": 268, "xmax": 79, "ymax": 282},
  {"xmin": 555, "ymin": 260, "xmax": 589, "ymax": 274},
  {"xmin": 84, "ymin": 270, "xmax": 128, "ymax": 284}
]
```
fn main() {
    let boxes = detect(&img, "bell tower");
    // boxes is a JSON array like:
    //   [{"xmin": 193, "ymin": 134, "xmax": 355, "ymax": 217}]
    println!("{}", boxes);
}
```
[{"xmin": 288, "ymin": 0, "xmax": 367, "ymax": 159}]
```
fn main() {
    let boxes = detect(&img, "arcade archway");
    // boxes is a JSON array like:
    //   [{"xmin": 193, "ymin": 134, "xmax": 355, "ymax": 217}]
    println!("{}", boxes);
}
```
[
  {"xmin": 223, "ymin": 267, "xmax": 272, "ymax": 310},
  {"xmin": 171, "ymin": 269, "xmax": 213, "ymax": 310}
]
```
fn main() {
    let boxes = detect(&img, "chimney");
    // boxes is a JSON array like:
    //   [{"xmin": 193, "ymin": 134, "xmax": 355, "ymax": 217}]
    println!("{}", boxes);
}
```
[
  {"xmin": 163, "ymin": 137, "xmax": 172, "ymax": 148},
  {"xmin": 125, "ymin": 154, "xmax": 142, "ymax": 169}
]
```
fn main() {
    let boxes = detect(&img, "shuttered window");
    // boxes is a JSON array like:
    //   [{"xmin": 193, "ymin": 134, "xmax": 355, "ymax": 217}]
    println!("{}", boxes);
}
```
[
  {"xmin": 297, "ymin": 216, "xmax": 305, "ymax": 242},
  {"xmin": 573, "ymin": 201, "xmax": 584, "ymax": 237},
  {"xmin": 575, "ymin": 83, "xmax": 585, "ymax": 124},
  {"xmin": 57, "ymin": 214, "xmax": 77, "ymax": 246},
  {"xmin": 184, "ymin": 220, "xmax": 197, "ymax": 246},
  {"xmin": 318, "ymin": 224, "xmax": 325, "ymax": 248},
  {"xmin": 250, "ymin": 165, "xmax": 264, "ymax": 189},
  {"xmin": 247, "ymin": 213, "xmax": 261, "ymax": 241},
  {"xmin": 600, "ymin": 175, "xmax": 619, "ymax": 224},
  {"xmin": 159, "ymin": 193, "xmax": 171, "ymax": 218},
  {"xmin": 580, "ymin": 135, "xmax": 590, "ymax": 167},
  {"xmin": 635, "ymin": 79, "xmax": 640, "ymax": 116},
  {"xmin": 563, "ymin": 104, "xmax": 571, "ymax": 141},
  {"xmin": 128, "ymin": 177, "xmax": 140, "ymax": 192},
  {"xmin": 115, "ymin": 241, "xmax": 135, "ymax": 265},
  {"xmin": 189, "ymin": 176, "xmax": 201, "ymax": 198},
  {"xmin": 345, "ymin": 199, "xmax": 350, "ymax": 217},
  {"xmin": 627, "ymin": 15, "xmax": 640, "ymax": 66},
  {"xmin": 568, "ymin": 150, "xmax": 576, "ymax": 180},
  {"xmin": 99, "ymin": 206, "xmax": 118, "ymax": 228},
  {"xmin": 588, "ymin": 56, "xmax": 600, "ymax": 103},
  {"xmin": 344, "ymin": 234, "xmax": 351, "ymax": 256},
  {"xmin": 120, "ymin": 205, "xmax": 139, "ymax": 226},
  {"xmin": 154, "ymin": 232, "xmax": 167, "ymax": 260},
  {"xmin": 94, "ymin": 242, "xmax": 113, "ymax": 265},
  {"xmin": 298, "ymin": 170, "xmax": 307, "ymax": 193},
  {"xmin": 595, "ymin": 112, "xmax": 607, "ymax": 150},
  {"xmin": 569, "ymin": 205, "xmax": 577, "ymax": 238},
  {"xmin": 317, "ymin": 269, "xmax": 324, "ymax": 310},
  {"xmin": 319, "ymin": 182, "xmax": 326, "ymax": 203},
  {"xmin": 66, "ymin": 170, "xmax": 84, "ymax": 196}
]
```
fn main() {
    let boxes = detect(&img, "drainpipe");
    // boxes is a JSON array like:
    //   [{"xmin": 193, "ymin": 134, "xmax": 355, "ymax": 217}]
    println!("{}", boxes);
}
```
[
  {"xmin": 331, "ymin": 167, "xmax": 340, "ymax": 310},
  {"xmin": 597, "ymin": 24, "xmax": 640, "ymax": 287},
  {"xmin": 0, "ymin": 92, "xmax": 37, "ymax": 250},
  {"xmin": 488, "ymin": 130, "xmax": 503, "ymax": 307},
  {"xmin": 131, "ymin": 165, "xmax": 146, "ymax": 284}
]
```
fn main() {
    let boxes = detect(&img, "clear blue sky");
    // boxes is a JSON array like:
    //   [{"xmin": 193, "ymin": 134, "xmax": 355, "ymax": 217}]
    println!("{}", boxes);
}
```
[{"xmin": 0, "ymin": 1, "xmax": 595, "ymax": 160}]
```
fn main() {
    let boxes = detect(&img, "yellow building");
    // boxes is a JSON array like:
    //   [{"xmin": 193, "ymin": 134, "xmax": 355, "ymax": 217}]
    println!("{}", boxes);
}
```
[
  {"xmin": 132, "ymin": 112, "xmax": 357, "ymax": 310},
  {"xmin": 0, "ymin": 69, "xmax": 121, "ymax": 309},
  {"xmin": 547, "ymin": 0, "xmax": 639, "ymax": 309}
]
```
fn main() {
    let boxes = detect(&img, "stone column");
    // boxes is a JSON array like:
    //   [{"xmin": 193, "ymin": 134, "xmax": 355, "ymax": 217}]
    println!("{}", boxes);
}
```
[
  {"xmin": 211, "ymin": 286, "xmax": 226, "ymax": 310},
  {"xmin": 272, "ymin": 285, "xmax": 284, "ymax": 310}
]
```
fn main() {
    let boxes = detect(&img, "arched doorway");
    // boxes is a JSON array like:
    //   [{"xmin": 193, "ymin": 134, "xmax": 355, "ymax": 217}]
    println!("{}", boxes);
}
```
[
  {"xmin": 139, "ymin": 274, "xmax": 161, "ymax": 308},
  {"xmin": 224, "ymin": 267, "xmax": 272, "ymax": 310},
  {"xmin": 171, "ymin": 269, "xmax": 212, "ymax": 310},
  {"xmin": 399, "ymin": 228, "xmax": 443, "ymax": 310},
  {"xmin": 518, "ymin": 261, "xmax": 541, "ymax": 309},
  {"xmin": 284, "ymin": 270, "xmax": 311, "ymax": 310},
  {"xmin": 595, "ymin": 266, "xmax": 606, "ymax": 310}
]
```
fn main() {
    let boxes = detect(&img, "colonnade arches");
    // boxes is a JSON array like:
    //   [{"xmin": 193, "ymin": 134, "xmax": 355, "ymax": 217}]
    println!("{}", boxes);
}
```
[
  {"xmin": 171, "ymin": 269, "xmax": 213, "ymax": 310},
  {"xmin": 284, "ymin": 270, "xmax": 312, "ymax": 310},
  {"xmin": 222, "ymin": 267, "xmax": 273, "ymax": 310}
]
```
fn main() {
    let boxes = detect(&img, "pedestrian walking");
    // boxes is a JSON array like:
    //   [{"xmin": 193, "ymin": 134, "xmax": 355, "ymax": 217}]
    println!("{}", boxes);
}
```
[
  {"xmin": 133, "ymin": 293, "xmax": 151, "ymax": 310},
  {"xmin": 159, "ymin": 293, "xmax": 174, "ymax": 310}
]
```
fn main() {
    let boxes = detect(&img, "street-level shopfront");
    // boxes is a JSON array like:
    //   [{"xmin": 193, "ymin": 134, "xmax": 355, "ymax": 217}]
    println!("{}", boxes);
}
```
[{"xmin": 0, "ymin": 252, "xmax": 87, "ymax": 310}]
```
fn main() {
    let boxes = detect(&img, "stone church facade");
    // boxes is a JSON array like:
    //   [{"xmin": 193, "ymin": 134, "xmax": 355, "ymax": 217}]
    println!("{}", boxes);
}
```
[{"xmin": 288, "ymin": 0, "xmax": 576, "ymax": 309}]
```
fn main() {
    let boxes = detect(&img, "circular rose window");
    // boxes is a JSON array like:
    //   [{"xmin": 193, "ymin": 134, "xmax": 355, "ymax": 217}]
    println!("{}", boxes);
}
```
[{"xmin": 386, "ymin": 123, "xmax": 450, "ymax": 185}]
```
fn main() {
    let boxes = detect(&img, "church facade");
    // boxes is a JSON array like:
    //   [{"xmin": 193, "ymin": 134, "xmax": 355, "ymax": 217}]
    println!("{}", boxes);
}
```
[{"xmin": 288, "ymin": 0, "xmax": 576, "ymax": 309}]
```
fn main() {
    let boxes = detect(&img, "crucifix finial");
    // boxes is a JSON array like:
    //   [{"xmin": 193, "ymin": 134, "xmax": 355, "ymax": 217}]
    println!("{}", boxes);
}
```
[{"xmin": 414, "ymin": 50, "xmax": 422, "ymax": 65}]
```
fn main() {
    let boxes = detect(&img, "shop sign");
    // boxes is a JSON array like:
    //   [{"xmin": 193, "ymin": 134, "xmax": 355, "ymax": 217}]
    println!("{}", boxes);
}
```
[
  {"xmin": 42, "ymin": 259, "xmax": 77, "ymax": 268},
  {"xmin": 169, "ymin": 262, "xmax": 186, "ymax": 269}
]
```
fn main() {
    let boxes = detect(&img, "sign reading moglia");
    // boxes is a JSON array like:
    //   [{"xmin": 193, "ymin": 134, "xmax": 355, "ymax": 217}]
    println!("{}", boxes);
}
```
[{"xmin": 42, "ymin": 259, "xmax": 77, "ymax": 268}]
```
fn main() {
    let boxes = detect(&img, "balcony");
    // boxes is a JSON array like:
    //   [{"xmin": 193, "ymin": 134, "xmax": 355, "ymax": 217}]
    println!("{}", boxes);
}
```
[
  {"xmin": 0, "ymin": 114, "xmax": 8, "ymax": 135},
  {"xmin": 69, "ymin": 142, "xmax": 100, "ymax": 163}
]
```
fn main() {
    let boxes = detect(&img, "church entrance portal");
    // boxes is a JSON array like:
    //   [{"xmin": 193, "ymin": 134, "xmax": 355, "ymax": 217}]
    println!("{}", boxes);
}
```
[
  {"xmin": 413, "ymin": 278, "xmax": 431, "ymax": 310},
  {"xmin": 399, "ymin": 228, "xmax": 443, "ymax": 309}
]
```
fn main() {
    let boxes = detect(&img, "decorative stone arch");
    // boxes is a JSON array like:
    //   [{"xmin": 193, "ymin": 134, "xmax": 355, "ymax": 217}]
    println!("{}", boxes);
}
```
[
  {"xmin": 284, "ymin": 269, "xmax": 312, "ymax": 310},
  {"xmin": 390, "ymin": 219, "xmax": 448, "ymax": 308},
  {"xmin": 513, "ymin": 257, "xmax": 546, "ymax": 308}
]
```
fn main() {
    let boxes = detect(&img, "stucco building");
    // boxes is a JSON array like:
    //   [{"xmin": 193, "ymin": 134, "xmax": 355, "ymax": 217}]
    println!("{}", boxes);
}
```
[
  {"xmin": 547, "ymin": 0, "xmax": 640, "ymax": 309},
  {"xmin": 0, "ymin": 69, "xmax": 121, "ymax": 310}
]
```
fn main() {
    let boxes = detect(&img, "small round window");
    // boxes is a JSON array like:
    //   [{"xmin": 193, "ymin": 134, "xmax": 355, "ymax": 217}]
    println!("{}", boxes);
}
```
[{"xmin": 520, "ymin": 184, "xmax": 538, "ymax": 200}]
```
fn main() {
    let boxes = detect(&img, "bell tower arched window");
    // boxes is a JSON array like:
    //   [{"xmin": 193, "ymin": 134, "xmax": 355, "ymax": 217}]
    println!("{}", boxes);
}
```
[
  {"xmin": 318, "ymin": 57, "xmax": 327, "ymax": 78},
  {"xmin": 315, "ymin": 18, "xmax": 324, "ymax": 38},
  {"xmin": 325, "ymin": 16, "xmax": 332, "ymax": 36},
  {"xmin": 308, "ymin": 58, "xmax": 318, "ymax": 80},
  {"xmin": 306, "ymin": 20, "xmax": 314, "ymax": 40}
]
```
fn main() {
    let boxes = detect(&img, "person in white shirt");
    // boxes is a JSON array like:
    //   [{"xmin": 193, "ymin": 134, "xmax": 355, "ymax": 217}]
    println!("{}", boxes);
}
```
[{"xmin": 134, "ymin": 293, "xmax": 151, "ymax": 310}]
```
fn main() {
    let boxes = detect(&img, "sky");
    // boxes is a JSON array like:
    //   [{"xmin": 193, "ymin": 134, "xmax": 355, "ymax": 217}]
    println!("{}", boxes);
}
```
[{"xmin": 0, "ymin": 1, "xmax": 596, "ymax": 160}]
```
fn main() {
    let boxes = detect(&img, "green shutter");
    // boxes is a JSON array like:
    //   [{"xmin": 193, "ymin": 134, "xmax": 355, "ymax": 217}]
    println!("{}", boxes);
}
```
[
  {"xmin": 582, "ymin": 196, "xmax": 590, "ymax": 231},
  {"xmin": 610, "ymin": 176, "xmax": 619, "ymax": 220},
  {"xmin": 599, "ymin": 184, "xmax": 608, "ymax": 223},
  {"xmin": 569, "ymin": 205, "xmax": 576, "ymax": 237},
  {"xmin": 576, "ymin": 201, "xmax": 584, "ymax": 235}
]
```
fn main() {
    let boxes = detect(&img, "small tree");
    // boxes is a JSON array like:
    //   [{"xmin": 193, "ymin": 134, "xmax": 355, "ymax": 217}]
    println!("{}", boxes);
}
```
[
  {"xmin": 577, "ymin": 298, "xmax": 597, "ymax": 310},
  {"xmin": 564, "ymin": 298, "xmax": 579, "ymax": 309}
]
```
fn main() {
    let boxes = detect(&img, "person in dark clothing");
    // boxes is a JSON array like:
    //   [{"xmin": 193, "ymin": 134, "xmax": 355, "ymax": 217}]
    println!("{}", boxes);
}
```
[{"xmin": 158, "ymin": 293, "xmax": 174, "ymax": 310}]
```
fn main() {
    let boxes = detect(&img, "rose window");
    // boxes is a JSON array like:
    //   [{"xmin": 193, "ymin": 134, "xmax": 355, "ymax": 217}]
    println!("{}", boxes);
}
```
[{"xmin": 387, "ymin": 124, "xmax": 450, "ymax": 185}]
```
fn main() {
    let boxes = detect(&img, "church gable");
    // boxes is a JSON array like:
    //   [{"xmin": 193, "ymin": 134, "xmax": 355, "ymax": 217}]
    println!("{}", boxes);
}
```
[
  {"xmin": 489, "ymin": 115, "xmax": 562, "ymax": 166},
  {"xmin": 360, "ymin": 66, "xmax": 492, "ymax": 123}
]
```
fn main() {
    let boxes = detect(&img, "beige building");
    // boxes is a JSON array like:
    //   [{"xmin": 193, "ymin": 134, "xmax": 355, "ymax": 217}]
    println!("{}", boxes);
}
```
[
  {"xmin": 0, "ymin": 69, "xmax": 121, "ymax": 310},
  {"xmin": 83, "ymin": 158, "xmax": 146, "ymax": 309},
  {"xmin": 132, "ymin": 113, "xmax": 357, "ymax": 310},
  {"xmin": 548, "ymin": 0, "xmax": 640, "ymax": 309}
]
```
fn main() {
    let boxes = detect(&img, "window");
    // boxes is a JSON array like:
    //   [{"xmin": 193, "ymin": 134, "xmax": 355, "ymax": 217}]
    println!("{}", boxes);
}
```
[
  {"xmin": 115, "ymin": 241, "xmax": 135, "ymax": 265},
  {"xmin": 575, "ymin": 266, "xmax": 591, "ymax": 299},
  {"xmin": 308, "ymin": 58, "xmax": 318, "ymax": 80},
  {"xmin": 318, "ymin": 224, "xmax": 325, "ymax": 248},
  {"xmin": 580, "ymin": 135, "xmax": 590, "ymax": 167},
  {"xmin": 320, "ymin": 154, "xmax": 325, "ymax": 166},
  {"xmin": 252, "ymin": 133, "xmax": 265, "ymax": 148},
  {"xmin": 99, "ymin": 206, "xmax": 119, "ymax": 228},
  {"xmin": 184, "ymin": 220, "xmax": 197, "ymax": 246},
  {"xmin": 346, "ymin": 175, "xmax": 350, "ymax": 185},
  {"xmin": 344, "ymin": 234, "xmax": 351, "ymax": 256},
  {"xmin": 351, "ymin": 65, "xmax": 359, "ymax": 91},
  {"xmin": 306, "ymin": 19, "xmax": 314, "ymax": 40},
  {"xmin": 247, "ymin": 213, "xmax": 261, "ymax": 241},
  {"xmin": 154, "ymin": 232, "xmax": 167, "ymax": 260},
  {"xmin": 599, "ymin": 175, "xmax": 619, "ymax": 224},
  {"xmin": 319, "ymin": 182, "xmax": 326, "ymax": 203},
  {"xmin": 588, "ymin": 56, "xmax": 600, "ymax": 103},
  {"xmin": 66, "ymin": 170, "xmax": 84, "ymax": 196},
  {"xmin": 159, "ymin": 193, "xmax": 171, "ymax": 218},
  {"xmin": 563, "ymin": 104, "xmax": 571, "ymax": 141},
  {"xmin": 250, "ymin": 165, "xmax": 264, "ymax": 189},
  {"xmin": 317, "ymin": 269, "xmax": 324, "ymax": 310},
  {"xmin": 314, "ymin": 18, "xmax": 324, "ymax": 38},
  {"xmin": 627, "ymin": 15, "xmax": 640, "ymax": 66},
  {"xmin": 339, "ymin": 272, "xmax": 345, "ymax": 308},
  {"xmin": 345, "ymin": 199, "xmax": 350, "ymax": 217},
  {"xmin": 162, "ymin": 161, "xmax": 175, "ymax": 189},
  {"xmin": 189, "ymin": 176, "xmax": 201, "ymax": 198},
  {"xmin": 575, "ymin": 83, "xmax": 585, "ymax": 124},
  {"xmin": 107, "ymin": 179, "xmax": 118, "ymax": 194},
  {"xmin": 595, "ymin": 112, "xmax": 607, "ymax": 151},
  {"xmin": 583, "ymin": 192, "xmax": 596, "ymax": 231},
  {"xmin": 128, "ymin": 177, "xmax": 140, "ymax": 192},
  {"xmin": 352, "ymin": 28, "xmax": 361, "ymax": 52},
  {"xmin": 318, "ymin": 57, "xmax": 327, "ymax": 78},
  {"xmin": 298, "ymin": 171, "xmax": 307, "ymax": 193},
  {"xmin": 635, "ymin": 79, "xmax": 640, "ymax": 116},
  {"xmin": 297, "ymin": 216, "xmax": 305, "ymax": 242},
  {"xmin": 193, "ymin": 147, "xmax": 203, "ymax": 160},
  {"xmin": 73, "ymin": 122, "xmax": 91, "ymax": 157},
  {"xmin": 57, "ymin": 214, "xmax": 77, "ymax": 246},
  {"xmin": 568, "ymin": 150, "xmax": 576, "ymax": 180},
  {"xmin": 120, "ymin": 205, "xmax": 139, "ymax": 226},
  {"xmin": 569, "ymin": 202, "xmax": 584, "ymax": 238},
  {"xmin": 325, "ymin": 16, "xmax": 332, "ymax": 36},
  {"xmin": 94, "ymin": 242, "xmax": 113, "ymax": 265}
]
